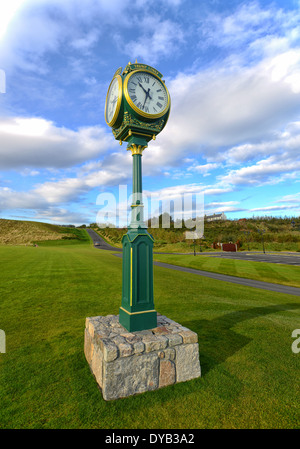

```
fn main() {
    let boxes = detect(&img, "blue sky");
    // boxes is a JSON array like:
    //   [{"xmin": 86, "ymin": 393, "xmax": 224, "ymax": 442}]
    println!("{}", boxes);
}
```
[{"xmin": 0, "ymin": 0, "xmax": 300, "ymax": 226}]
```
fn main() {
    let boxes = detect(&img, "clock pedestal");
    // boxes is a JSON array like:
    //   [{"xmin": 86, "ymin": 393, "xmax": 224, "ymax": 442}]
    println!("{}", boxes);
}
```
[
  {"xmin": 84, "ymin": 62, "xmax": 202, "ymax": 401},
  {"xmin": 119, "ymin": 137, "xmax": 157, "ymax": 332}
]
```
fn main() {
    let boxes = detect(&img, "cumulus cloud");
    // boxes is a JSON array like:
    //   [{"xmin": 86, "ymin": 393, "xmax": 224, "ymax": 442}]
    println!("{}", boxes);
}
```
[
  {"xmin": 124, "ymin": 17, "xmax": 185, "ymax": 64},
  {"xmin": 0, "ymin": 151, "xmax": 132, "ymax": 214},
  {"xmin": 223, "ymin": 121, "xmax": 300, "ymax": 164},
  {"xmin": 162, "ymin": 60, "xmax": 300, "ymax": 154},
  {"xmin": 250, "ymin": 205, "xmax": 299, "ymax": 212},
  {"xmin": 276, "ymin": 192, "xmax": 300, "ymax": 204},
  {"xmin": 0, "ymin": 117, "xmax": 114, "ymax": 169},
  {"xmin": 1, "ymin": 0, "xmax": 300, "ymax": 222},
  {"xmin": 33, "ymin": 207, "xmax": 91, "ymax": 225},
  {"xmin": 187, "ymin": 163, "xmax": 220, "ymax": 176},
  {"xmin": 218, "ymin": 155, "xmax": 300, "ymax": 187},
  {"xmin": 200, "ymin": 1, "xmax": 300, "ymax": 59},
  {"xmin": 0, "ymin": 0, "xmax": 133, "ymax": 72}
]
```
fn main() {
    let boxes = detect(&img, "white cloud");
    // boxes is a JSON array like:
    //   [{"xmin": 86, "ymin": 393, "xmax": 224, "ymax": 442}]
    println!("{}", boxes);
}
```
[
  {"xmin": 224, "ymin": 121, "xmax": 300, "ymax": 164},
  {"xmin": 124, "ymin": 18, "xmax": 185, "ymax": 64},
  {"xmin": 0, "ymin": 186, "xmax": 47, "ymax": 209},
  {"xmin": 1, "ymin": 0, "xmax": 300, "ymax": 222},
  {"xmin": 0, "ymin": 0, "xmax": 27, "ymax": 40},
  {"xmin": 143, "ymin": 44, "xmax": 300, "ymax": 179},
  {"xmin": 187, "ymin": 163, "xmax": 220, "ymax": 176},
  {"xmin": 0, "ymin": 117, "xmax": 114, "ymax": 169},
  {"xmin": 144, "ymin": 182, "xmax": 233, "ymax": 201},
  {"xmin": 32, "ymin": 207, "xmax": 91, "ymax": 225},
  {"xmin": 71, "ymin": 29, "xmax": 100, "ymax": 51},
  {"xmin": 200, "ymin": 1, "xmax": 300, "ymax": 59},
  {"xmin": 0, "ymin": 155, "xmax": 131, "ymax": 213},
  {"xmin": 250, "ymin": 205, "xmax": 300, "ymax": 212},
  {"xmin": 219, "ymin": 155, "xmax": 300, "ymax": 187},
  {"xmin": 207, "ymin": 201, "xmax": 239, "ymax": 207},
  {"xmin": 164, "ymin": 59, "xmax": 299, "ymax": 153},
  {"xmin": 276, "ymin": 192, "xmax": 300, "ymax": 204},
  {"xmin": 0, "ymin": 0, "xmax": 133, "ymax": 72}
]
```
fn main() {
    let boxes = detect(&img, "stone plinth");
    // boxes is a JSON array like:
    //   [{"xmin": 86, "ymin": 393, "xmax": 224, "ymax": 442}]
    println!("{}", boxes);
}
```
[{"xmin": 84, "ymin": 313, "xmax": 201, "ymax": 401}]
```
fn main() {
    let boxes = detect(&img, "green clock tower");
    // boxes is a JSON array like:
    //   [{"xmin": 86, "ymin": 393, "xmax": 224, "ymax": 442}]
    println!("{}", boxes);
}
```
[{"xmin": 104, "ymin": 61, "xmax": 171, "ymax": 332}]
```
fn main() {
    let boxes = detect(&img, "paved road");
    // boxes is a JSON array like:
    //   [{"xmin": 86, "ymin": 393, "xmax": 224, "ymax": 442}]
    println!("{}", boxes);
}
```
[
  {"xmin": 112, "ymin": 253, "xmax": 300, "ymax": 297},
  {"xmin": 193, "ymin": 251, "xmax": 300, "ymax": 266},
  {"xmin": 87, "ymin": 230, "xmax": 300, "ymax": 296},
  {"xmin": 86, "ymin": 228, "xmax": 122, "ymax": 251},
  {"xmin": 153, "ymin": 260, "xmax": 300, "ymax": 296}
]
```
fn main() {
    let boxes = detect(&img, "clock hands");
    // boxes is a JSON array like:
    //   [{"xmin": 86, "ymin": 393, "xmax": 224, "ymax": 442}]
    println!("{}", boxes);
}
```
[
  {"xmin": 139, "ymin": 82, "xmax": 152, "ymax": 99},
  {"xmin": 138, "ymin": 82, "xmax": 147, "ymax": 95},
  {"xmin": 142, "ymin": 88, "xmax": 152, "ymax": 110},
  {"xmin": 146, "ymin": 88, "xmax": 152, "ymax": 101},
  {"xmin": 138, "ymin": 82, "xmax": 153, "ymax": 111}
]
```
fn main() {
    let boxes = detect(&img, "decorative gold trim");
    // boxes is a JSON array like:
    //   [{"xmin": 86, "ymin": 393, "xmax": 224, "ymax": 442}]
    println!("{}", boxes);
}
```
[
  {"xmin": 120, "ymin": 307, "xmax": 156, "ymax": 316},
  {"xmin": 127, "ymin": 143, "xmax": 147, "ymax": 155},
  {"xmin": 123, "ymin": 129, "xmax": 153, "ymax": 142},
  {"xmin": 124, "ymin": 69, "xmax": 170, "ymax": 119},
  {"xmin": 104, "ymin": 74, "xmax": 122, "ymax": 127},
  {"xmin": 112, "ymin": 111, "xmax": 166, "ymax": 140},
  {"xmin": 113, "ymin": 66, "xmax": 122, "ymax": 77}
]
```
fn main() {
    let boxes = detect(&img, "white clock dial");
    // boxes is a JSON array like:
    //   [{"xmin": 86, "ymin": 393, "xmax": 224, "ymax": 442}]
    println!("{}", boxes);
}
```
[
  {"xmin": 126, "ymin": 71, "xmax": 169, "ymax": 117},
  {"xmin": 105, "ymin": 75, "xmax": 122, "ymax": 126}
]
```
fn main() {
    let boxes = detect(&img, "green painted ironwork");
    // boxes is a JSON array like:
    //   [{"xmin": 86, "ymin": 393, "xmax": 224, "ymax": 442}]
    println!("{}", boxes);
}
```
[
  {"xmin": 119, "ymin": 136, "xmax": 157, "ymax": 331},
  {"xmin": 105, "ymin": 62, "xmax": 170, "ymax": 331}
]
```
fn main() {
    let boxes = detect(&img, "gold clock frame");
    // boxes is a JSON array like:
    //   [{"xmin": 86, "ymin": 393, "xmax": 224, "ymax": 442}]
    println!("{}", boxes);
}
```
[
  {"xmin": 105, "ymin": 74, "xmax": 123, "ymax": 127},
  {"xmin": 124, "ymin": 69, "xmax": 170, "ymax": 120}
]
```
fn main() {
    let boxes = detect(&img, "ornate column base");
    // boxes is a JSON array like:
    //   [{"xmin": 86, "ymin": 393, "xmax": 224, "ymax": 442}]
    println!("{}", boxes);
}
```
[{"xmin": 119, "ymin": 228, "xmax": 157, "ymax": 332}]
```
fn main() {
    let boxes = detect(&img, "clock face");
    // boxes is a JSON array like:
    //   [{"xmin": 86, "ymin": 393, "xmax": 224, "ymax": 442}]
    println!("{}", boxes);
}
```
[
  {"xmin": 125, "ymin": 71, "xmax": 169, "ymax": 118},
  {"xmin": 105, "ymin": 75, "xmax": 122, "ymax": 126}
]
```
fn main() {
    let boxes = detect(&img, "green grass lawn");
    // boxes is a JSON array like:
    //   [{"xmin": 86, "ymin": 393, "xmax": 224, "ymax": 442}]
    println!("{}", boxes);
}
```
[
  {"xmin": 153, "ymin": 253, "xmax": 300, "ymax": 288},
  {"xmin": 0, "ymin": 241, "xmax": 299, "ymax": 429}
]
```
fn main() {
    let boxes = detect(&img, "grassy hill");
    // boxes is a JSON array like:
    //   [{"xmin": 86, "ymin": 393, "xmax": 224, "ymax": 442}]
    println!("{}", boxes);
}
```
[
  {"xmin": 91, "ymin": 216, "xmax": 300, "ymax": 252},
  {"xmin": 0, "ymin": 219, "xmax": 89, "ymax": 246}
]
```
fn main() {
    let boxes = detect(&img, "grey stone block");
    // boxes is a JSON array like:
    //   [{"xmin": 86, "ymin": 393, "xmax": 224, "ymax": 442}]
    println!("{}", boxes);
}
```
[
  {"xmin": 175, "ymin": 343, "xmax": 201, "ymax": 382},
  {"xmin": 84, "ymin": 313, "xmax": 201, "ymax": 400},
  {"xmin": 102, "ymin": 352, "xmax": 159, "ymax": 400}
]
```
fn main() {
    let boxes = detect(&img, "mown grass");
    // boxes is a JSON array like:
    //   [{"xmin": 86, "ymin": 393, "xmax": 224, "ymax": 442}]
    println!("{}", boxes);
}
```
[
  {"xmin": 153, "ymin": 254, "xmax": 300, "ymax": 288},
  {"xmin": 0, "ymin": 242, "xmax": 299, "ymax": 429}
]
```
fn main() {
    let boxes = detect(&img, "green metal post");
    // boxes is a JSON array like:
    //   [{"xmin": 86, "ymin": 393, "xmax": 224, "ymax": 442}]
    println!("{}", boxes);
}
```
[{"xmin": 119, "ymin": 139, "xmax": 157, "ymax": 332}]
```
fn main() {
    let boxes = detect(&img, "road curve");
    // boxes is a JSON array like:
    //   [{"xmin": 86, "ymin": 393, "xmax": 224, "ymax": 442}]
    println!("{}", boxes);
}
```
[
  {"xmin": 86, "ymin": 228, "xmax": 122, "ymax": 251},
  {"xmin": 153, "ymin": 260, "xmax": 300, "ymax": 296},
  {"xmin": 86, "ymin": 229, "xmax": 300, "ymax": 296}
]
